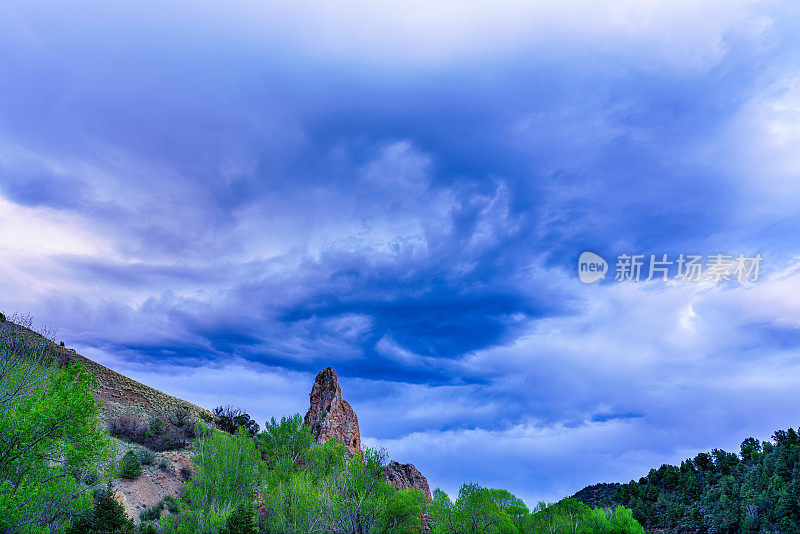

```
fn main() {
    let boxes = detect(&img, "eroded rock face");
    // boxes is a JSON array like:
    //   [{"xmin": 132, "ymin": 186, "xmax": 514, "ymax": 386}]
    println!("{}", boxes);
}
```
[
  {"xmin": 386, "ymin": 460, "xmax": 432, "ymax": 501},
  {"xmin": 303, "ymin": 367, "xmax": 362, "ymax": 457}
]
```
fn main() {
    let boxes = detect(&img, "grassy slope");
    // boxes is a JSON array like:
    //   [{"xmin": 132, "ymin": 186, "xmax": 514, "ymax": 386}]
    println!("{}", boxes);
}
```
[{"xmin": 5, "ymin": 319, "xmax": 213, "ymax": 426}]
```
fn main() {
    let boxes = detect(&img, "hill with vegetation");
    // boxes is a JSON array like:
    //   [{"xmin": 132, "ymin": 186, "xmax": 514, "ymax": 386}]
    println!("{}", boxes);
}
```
[
  {"xmin": 0, "ymin": 314, "xmax": 646, "ymax": 533},
  {"xmin": 574, "ymin": 430, "xmax": 800, "ymax": 533},
  {"xmin": 0, "ymin": 315, "xmax": 212, "ymax": 426}
]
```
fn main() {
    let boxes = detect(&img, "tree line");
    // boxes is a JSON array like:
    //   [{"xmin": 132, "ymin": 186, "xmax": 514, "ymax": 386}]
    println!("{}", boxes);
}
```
[{"xmin": 609, "ymin": 429, "xmax": 800, "ymax": 533}]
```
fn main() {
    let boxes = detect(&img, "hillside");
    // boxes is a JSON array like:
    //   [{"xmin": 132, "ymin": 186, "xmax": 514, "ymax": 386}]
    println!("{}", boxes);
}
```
[
  {"xmin": 1, "ymin": 317, "xmax": 212, "ymax": 522},
  {"xmin": 571, "ymin": 482, "xmax": 622, "ymax": 509},
  {"xmin": 574, "ymin": 429, "xmax": 800, "ymax": 533},
  {"xmin": 1, "ymin": 318, "xmax": 212, "ymax": 426}
]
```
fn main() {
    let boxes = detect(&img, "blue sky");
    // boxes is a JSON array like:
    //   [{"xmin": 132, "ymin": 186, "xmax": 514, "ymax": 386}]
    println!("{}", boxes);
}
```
[{"xmin": 2, "ymin": 0, "xmax": 800, "ymax": 505}]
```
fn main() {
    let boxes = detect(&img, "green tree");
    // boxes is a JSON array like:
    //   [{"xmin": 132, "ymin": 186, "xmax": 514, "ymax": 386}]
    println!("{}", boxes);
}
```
[
  {"xmin": 526, "ymin": 501, "xmax": 560, "ymax": 534},
  {"xmin": 174, "ymin": 426, "xmax": 263, "ymax": 532},
  {"xmin": 260, "ymin": 470, "xmax": 325, "ymax": 534},
  {"xmin": 0, "ymin": 318, "xmax": 114, "ymax": 532},
  {"xmin": 213, "ymin": 405, "xmax": 260, "ymax": 436},
  {"xmin": 552, "ymin": 498, "xmax": 589, "ymax": 534},
  {"xmin": 319, "ymin": 446, "xmax": 396, "ymax": 534},
  {"xmin": 584, "ymin": 507, "xmax": 612, "ymax": 532},
  {"xmin": 377, "ymin": 488, "xmax": 424, "ymax": 533},
  {"xmin": 303, "ymin": 439, "xmax": 347, "ymax": 481},
  {"xmin": 489, "ymin": 489, "xmax": 528, "ymax": 531},
  {"xmin": 429, "ymin": 483, "xmax": 516, "ymax": 534},
  {"xmin": 221, "ymin": 501, "xmax": 257, "ymax": 534},
  {"xmin": 259, "ymin": 414, "xmax": 314, "ymax": 466},
  {"xmin": 118, "ymin": 451, "xmax": 142, "ymax": 479},
  {"xmin": 607, "ymin": 505, "xmax": 646, "ymax": 534},
  {"xmin": 66, "ymin": 481, "xmax": 135, "ymax": 534}
]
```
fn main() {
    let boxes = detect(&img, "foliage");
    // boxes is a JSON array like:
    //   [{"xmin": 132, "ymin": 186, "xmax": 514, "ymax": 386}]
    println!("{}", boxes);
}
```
[
  {"xmin": 221, "ymin": 501, "xmax": 257, "ymax": 534},
  {"xmin": 137, "ymin": 448, "xmax": 156, "ymax": 465},
  {"xmin": 148, "ymin": 418, "xmax": 165, "ymax": 437},
  {"xmin": 108, "ymin": 415, "xmax": 190, "ymax": 451},
  {"xmin": 180, "ymin": 466, "xmax": 193, "ymax": 481},
  {"xmin": 377, "ymin": 488, "xmax": 425, "ymax": 533},
  {"xmin": 259, "ymin": 469, "xmax": 325, "ymax": 534},
  {"xmin": 521, "ymin": 499, "xmax": 643, "ymax": 534},
  {"xmin": 258, "ymin": 413, "xmax": 314, "ymax": 466},
  {"xmin": 163, "ymin": 494, "xmax": 180, "ymax": 514},
  {"xmin": 171, "ymin": 409, "xmax": 190, "ymax": 428},
  {"xmin": 171, "ymin": 426, "xmax": 263, "ymax": 532},
  {"xmin": 429, "ymin": 483, "xmax": 518, "ymax": 534},
  {"xmin": 609, "ymin": 427, "xmax": 800, "ymax": 533},
  {"xmin": 258, "ymin": 438, "xmax": 395, "ymax": 534},
  {"xmin": 303, "ymin": 439, "xmax": 347, "ymax": 481},
  {"xmin": 257, "ymin": 432, "xmax": 330, "ymax": 534},
  {"xmin": 118, "ymin": 450, "xmax": 142, "ymax": 479},
  {"xmin": 66, "ymin": 482, "xmax": 135, "ymax": 534},
  {"xmin": 214, "ymin": 405, "xmax": 260, "ymax": 436},
  {"xmin": 0, "ymin": 317, "xmax": 115, "ymax": 532},
  {"xmin": 139, "ymin": 503, "xmax": 162, "ymax": 522},
  {"xmin": 318, "ymin": 446, "xmax": 396, "ymax": 534}
]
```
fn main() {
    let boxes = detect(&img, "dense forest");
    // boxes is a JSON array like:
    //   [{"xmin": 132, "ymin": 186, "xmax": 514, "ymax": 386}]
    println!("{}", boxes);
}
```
[{"xmin": 573, "ymin": 429, "xmax": 800, "ymax": 533}]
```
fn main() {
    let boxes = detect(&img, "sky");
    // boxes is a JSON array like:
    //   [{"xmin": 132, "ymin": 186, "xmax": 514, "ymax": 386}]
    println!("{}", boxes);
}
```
[{"xmin": 2, "ymin": 0, "xmax": 800, "ymax": 506}]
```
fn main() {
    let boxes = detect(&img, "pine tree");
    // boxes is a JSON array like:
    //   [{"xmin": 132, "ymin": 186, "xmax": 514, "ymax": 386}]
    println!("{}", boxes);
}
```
[
  {"xmin": 118, "ymin": 450, "xmax": 142, "ymax": 479},
  {"xmin": 222, "ymin": 501, "xmax": 257, "ymax": 534},
  {"xmin": 67, "ymin": 482, "xmax": 134, "ymax": 534}
]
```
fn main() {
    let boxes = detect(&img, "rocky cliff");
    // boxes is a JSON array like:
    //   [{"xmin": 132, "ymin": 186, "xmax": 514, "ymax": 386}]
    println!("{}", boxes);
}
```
[
  {"xmin": 386, "ymin": 460, "xmax": 432, "ymax": 500},
  {"xmin": 303, "ymin": 367, "xmax": 362, "ymax": 458}
]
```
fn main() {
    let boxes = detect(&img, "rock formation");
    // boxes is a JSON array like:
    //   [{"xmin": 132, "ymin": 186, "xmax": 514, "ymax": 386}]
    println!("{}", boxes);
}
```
[
  {"xmin": 303, "ymin": 367, "xmax": 362, "ymax": 457},
  {"xmin": 386, "ymin": 460, "xmax": 432, "ymax": 500}
]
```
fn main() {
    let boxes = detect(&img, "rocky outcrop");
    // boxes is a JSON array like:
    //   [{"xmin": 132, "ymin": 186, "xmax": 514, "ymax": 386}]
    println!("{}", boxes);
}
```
[
  {"xmin": 303, "ymin": 367, "xmax": 362, "ymax": 458},
  {"xmin": 386, "ymin": 460, "xmax": 432, "ymax": 500}
]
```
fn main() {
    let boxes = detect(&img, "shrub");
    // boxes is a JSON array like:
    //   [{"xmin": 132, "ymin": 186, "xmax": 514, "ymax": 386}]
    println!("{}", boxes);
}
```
[
  {"xmin": 162, "ymin": 494, "xmax": 179, "ymax": 514},
  {"xmin": 139, "ymin": 503, "xmax": 162, "ymax": 522},
  {"xmin": 137, "ymin": 448, "xmax": 156, "ymax": 465},
  {"xmin": 171, "ymin": 409, "xmax": 190, "ymax": 428},
  {"xmin": 159, "ymin": 458, "xmax": 170, "ymax": 471},
  {"xmin": 0, "ymin": 312, "xmax": 5, "ymax": 322},
  {"xmin": 119, "ymin": 450, "xmax": 142, "ymax": 479},
  {"xmin": 180, "ymin": 466, "xmax": 193, "ymax": 481},
  {"xmin": 138, "ymin": 523, "xmax": 158, "ymax": 534},
  {"xmin": 213, "ymin": 405, "xmax": 260, "ymax": 436},
  {"xmin": 67, "ymin": 482, "xmax": 134, "ymax": 534},
  {"xmin": 108, "ymin": 416, "xmax": 189, "ymax": 451},
  {"xmin": 149, "ymin": 418, "xmax": 165, "ymax": 436},
  {"xmin": 184, "ymin": 423, "xmax": 197, "ymax": 439},
  {"xmin": 109, "ymin": 416, "xmax": 143, "ymax": 441}
]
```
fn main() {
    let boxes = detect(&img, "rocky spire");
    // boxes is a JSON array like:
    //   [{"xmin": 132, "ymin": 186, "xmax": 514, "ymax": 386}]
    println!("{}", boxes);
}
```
[{"xmin": 303, "ymin": 367, "xmax": 362, "ymax": 458}]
